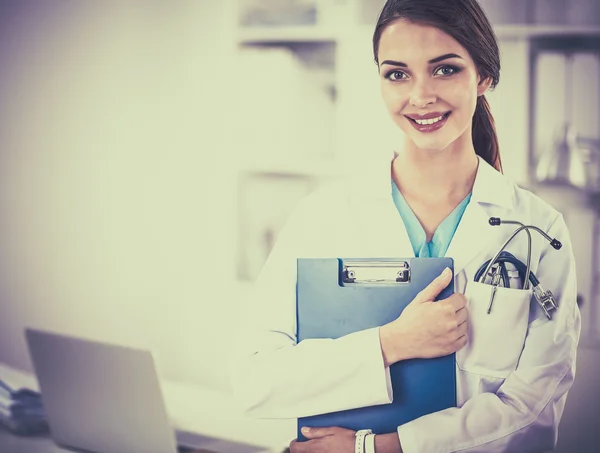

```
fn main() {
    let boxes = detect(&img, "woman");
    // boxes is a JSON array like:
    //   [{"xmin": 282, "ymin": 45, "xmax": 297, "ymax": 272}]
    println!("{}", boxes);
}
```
[{"xmin": 230, "ymin": 0, "xmax": 581, "ymax": 452}]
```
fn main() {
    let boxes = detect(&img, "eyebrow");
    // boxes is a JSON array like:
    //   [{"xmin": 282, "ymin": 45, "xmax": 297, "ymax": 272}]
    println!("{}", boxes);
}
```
[{"xmin": 380, "ymin": 53, "xmax": 463, "ymax": 67}]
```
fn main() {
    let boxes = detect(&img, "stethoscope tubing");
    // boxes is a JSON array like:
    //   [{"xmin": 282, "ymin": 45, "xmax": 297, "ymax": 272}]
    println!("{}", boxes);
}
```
[
  {"xmin": 474, "ymin": 251, "xmax": 540, "ymax": 287},
  {"xmin": 494, "ymin": 220, "xmax": 532, "ymax": 289},
  {"xmin": 479, "ymin": 223, "xmax": 556, "ymax": 289}
]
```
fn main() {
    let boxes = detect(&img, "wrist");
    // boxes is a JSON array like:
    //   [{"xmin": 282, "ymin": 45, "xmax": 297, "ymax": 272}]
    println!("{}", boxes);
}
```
[
  {"xmin": 379, "ymin": 324, "xmax": 396, "ymax": 367},
  {"xmin": 374, "ymin": 433, "xmax": 403, "ymax": 453},
  {"xmin": 379, "ymin": 324, "xmax": 411, "ymax": 366}
]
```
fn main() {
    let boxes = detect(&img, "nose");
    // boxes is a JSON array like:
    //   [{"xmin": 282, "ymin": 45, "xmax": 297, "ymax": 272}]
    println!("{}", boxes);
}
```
[{"xmin": 409, "ymin": 79, "xmax": 437, "ymax": 108}]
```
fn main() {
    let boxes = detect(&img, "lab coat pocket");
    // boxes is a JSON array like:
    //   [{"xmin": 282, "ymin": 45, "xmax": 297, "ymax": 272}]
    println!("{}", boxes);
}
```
[{"xmin": 456, "ymin": 281, "xmax": 532, "ymax": 379}]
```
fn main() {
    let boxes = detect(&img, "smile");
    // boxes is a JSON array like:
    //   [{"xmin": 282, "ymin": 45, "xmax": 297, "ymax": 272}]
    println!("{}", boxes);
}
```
[
  {"xmin": 414, "ymin": 115, "xmax": 444, "ymax": 125},
  {"xmin": 405, "ymin": 112, "xmax": 451, "ymax": 133}
]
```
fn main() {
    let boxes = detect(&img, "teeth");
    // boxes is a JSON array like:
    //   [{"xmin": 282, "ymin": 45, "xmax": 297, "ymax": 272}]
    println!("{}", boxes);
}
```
[{"xmin": 414, "ymin": 114, "xmax": 445, "ymax": 125}]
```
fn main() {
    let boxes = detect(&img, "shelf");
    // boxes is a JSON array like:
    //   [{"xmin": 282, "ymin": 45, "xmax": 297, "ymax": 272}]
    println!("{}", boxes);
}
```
[
  {"xmin": 494, "ymin": 24, "xmax": 600, "ymax": 38},
  {"xmin": 238, "ymin": 157, "xmax": 340, "ymax": 178},
  {"xmin": 238, "ymin": 26, "xmax": 337, "ymax": 45},
  {"xmin": 238, "ymin": 23, "xmax": 600, "ymax": 46}
]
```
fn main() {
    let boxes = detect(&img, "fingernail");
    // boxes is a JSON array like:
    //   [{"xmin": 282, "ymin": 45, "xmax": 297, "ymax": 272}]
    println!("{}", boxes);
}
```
[
  {"xmin": 442, "ymin": 267, "xmax": 451, "ymax": 279},
  {"xmin": 301, "ymin": 427, "xmax": 310, "ymax": 434}
]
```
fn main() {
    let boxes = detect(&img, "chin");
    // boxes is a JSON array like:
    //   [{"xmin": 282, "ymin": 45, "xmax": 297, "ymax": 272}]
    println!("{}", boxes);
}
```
[
  {"xmin": 408, "ymin": 135, "xmax": 454, "ymax": 153},
  {"xmin": 397, "ymin": 120, "xmax": 459, "ymax": 153}
]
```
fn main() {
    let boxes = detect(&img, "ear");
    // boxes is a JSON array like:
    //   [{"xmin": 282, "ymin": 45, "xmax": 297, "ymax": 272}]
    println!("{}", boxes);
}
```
[{"xmin": 477, "ymin": 75, "xmax": 493, "ymax": 96}]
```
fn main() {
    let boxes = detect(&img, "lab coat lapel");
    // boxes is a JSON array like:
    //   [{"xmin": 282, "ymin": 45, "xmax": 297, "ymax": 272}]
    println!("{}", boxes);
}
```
[
  {"xmin": 347, "ymin": 152, "xmax": 415, "ymax": 258},
  {"xmin": 443, "ymin": 200, "xmax": 491, "ymax": 276},
  {"xmin": 445, "ymin": 157, "xmax": 515, "ymax": 276}
]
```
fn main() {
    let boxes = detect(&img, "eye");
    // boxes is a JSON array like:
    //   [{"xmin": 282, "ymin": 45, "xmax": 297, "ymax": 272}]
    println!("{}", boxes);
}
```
[
  {"xmin": 434, "ymin": 65, "xmax": 461, "ymax": 77},
  {"xmin": 385, "ymin": 70, "xmax": 408, "ymax": 81}
]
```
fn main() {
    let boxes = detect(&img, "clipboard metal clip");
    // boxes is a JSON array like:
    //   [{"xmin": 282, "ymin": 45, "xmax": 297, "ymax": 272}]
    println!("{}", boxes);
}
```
[{"xmin": 342, "ymin": 260, "xmax": 411, "ymax": 284}]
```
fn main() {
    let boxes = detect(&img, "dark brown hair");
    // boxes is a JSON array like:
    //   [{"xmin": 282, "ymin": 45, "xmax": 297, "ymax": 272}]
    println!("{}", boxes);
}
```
[{"xmin": 373, "ymin": 0, "xmax": 503, "ymax": 172}]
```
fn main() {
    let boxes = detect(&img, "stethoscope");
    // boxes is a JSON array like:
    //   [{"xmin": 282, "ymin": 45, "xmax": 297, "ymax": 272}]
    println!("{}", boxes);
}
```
[{"xmin": 474, "ymin": 217, "xmax": 562, "ymax": 320}]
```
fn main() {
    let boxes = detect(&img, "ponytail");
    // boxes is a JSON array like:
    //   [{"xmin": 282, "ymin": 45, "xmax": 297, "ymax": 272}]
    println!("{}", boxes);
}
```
[{"xmin": 472, "ymin": 95, "xmax": 502, "ymax": 173}]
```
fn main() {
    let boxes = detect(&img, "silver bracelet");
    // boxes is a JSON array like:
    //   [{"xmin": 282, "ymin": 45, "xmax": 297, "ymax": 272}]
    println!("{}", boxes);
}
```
[
  {"xmin": 365, "ymin": 433, "xmax": 376, "ymax": 453},
  {"xmin": 355, "ymin": 429, "xmax": 373, "ymax": 453}
]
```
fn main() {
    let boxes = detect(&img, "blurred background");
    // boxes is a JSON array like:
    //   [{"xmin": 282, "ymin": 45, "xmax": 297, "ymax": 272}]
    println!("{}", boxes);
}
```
[{"xmin": 0, "ymin": 0, "xmax": 599, "ymax": 451}]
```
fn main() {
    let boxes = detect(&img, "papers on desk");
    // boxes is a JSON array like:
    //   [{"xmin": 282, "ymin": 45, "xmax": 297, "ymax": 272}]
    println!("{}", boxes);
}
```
[{"xmin": 0, "ymin": 370, "xmax": 48, "ymax": 435}]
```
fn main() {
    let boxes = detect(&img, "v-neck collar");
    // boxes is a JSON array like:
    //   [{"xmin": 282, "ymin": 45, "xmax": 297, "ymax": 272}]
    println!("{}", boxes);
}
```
[
  {"xmin": 391, "ymin": 180, "xmax": 472, "ymax": 258},
  {"xmin": 346, "ymin": 151, "xmax": 516, "ymax": 275}
]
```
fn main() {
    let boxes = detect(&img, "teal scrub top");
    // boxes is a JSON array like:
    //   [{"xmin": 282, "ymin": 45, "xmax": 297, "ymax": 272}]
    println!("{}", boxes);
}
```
[{"xmin": 392, "ymin": 180, "xmax": 472, "ymax": 258}]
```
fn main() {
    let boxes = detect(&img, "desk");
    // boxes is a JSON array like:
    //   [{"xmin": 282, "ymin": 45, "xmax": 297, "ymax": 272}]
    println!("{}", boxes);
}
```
[
  {"xmin": 161, "ymin": 380, "xmax": 294, "ymax": 450},
  {"xmin": 0, "ymin": 363, "xmax": 294, "ymax": 453},
  {"xmin": 0, "ymin": 427, "xmax": 71, "ymax": 453},
  {"xmin": 0, "ymin": 428, "xmax": 286, "ymax": 453}
]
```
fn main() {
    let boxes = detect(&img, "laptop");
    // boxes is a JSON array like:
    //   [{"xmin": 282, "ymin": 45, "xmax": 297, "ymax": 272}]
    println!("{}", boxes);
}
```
[{"xmin": 24, "ymin": 328, "xmax": 270, "ymax": 453}]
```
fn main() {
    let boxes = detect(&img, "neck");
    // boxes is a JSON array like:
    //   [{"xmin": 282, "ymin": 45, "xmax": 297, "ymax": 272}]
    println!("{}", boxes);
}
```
[{"xmin": 392, "ymin": 139, "xmax": 479, "ymax": 205}]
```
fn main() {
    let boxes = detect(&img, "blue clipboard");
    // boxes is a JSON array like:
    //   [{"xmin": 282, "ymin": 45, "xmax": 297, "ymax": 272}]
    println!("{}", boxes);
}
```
[{"xmin": 296, "ymin": 257, "xmax": 456, "ymax": 441}]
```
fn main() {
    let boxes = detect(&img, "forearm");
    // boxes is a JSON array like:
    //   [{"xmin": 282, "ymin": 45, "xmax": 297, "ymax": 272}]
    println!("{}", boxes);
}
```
[
  {"xmin": 394, "ymin": 363, "xmax": 576, "ymax": 453},
  {"xmin": 231, "ymin": 328, "xmax": 393, "ymax": 418}
]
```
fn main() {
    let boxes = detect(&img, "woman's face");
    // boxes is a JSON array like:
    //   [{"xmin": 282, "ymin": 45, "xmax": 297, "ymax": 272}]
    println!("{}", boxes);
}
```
[{"xmin": 378, "ymin": 19, "xmax": 491, "ymax": 152}]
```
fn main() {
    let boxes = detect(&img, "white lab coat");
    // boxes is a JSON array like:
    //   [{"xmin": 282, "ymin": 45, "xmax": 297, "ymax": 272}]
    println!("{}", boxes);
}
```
[{"xmin": 230, "ymin": 155, "xmax": 581, "ymax": 453}]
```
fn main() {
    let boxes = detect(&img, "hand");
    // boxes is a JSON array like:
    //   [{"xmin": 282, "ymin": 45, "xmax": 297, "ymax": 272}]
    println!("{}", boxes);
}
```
[
  {"xmin": 380, "ymin": 267, "xmax": 468, "ymax": 364},
  {"xmin": 289, "ymin": 427, "xmax": 355, "ymax": 453}
]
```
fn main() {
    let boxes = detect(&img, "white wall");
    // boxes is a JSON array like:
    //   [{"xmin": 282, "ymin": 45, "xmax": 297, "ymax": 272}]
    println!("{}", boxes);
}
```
[{"xmin": 0, "ymin": 0, "xmax": 239, "ymax": 390}]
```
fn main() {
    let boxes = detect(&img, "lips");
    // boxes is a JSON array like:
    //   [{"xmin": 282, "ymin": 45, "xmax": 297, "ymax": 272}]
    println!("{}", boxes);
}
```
[{"xmin": 405, "ymin": 111, "xmax": 451, "ymax": 133}]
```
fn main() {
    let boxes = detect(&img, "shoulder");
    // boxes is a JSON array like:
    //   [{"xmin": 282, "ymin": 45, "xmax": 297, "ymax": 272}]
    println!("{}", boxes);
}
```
[
  {"xmin": 476, "ymin": 157, "xmax": 563, "ymax": 230},
  {"xmin": 516, "ymin": 185, "xmax": 561, "ymax": 221},
  {"xmin": 499, "ymin": 172, "xmax": 564, "ymax": 231},
  {"xmin": 500, "ymin": 178, "xmax": 574, "ymax": 266}
]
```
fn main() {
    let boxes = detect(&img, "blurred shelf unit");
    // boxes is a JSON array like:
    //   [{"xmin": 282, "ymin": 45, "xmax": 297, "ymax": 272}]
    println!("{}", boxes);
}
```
[
  {"xmin": 238, "ymin": 23, "xmax": 600, "ymax": 46},
  {"xmin": 238, "ymin": 157, "xmax": 341, "ymax": 178},
  {"xmin": 495, "ymin": 24, "xmax": 600, "ymax": 39},
  {"xmin": 236, "ymin": 1, "xmax": 341, "ymax": 64},
  {"xmin": 238, "ymin": 25, "xmax": 337, "ymax": 44},
  {"xmin": 473, "ymin": 0, "xmax": 600, "ymax": 31},
  {"xmin": 235, "ymin": 2, "xmax": 341, "ymax": 179}
]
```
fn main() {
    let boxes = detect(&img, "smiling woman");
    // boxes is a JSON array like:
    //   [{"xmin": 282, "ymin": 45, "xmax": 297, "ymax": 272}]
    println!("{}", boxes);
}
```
[
  {"xmin": 230, "ymin": 1, "xmax": 581, "ymax": 453},
  {"xmin": 374, "ymin": 1, "xmax": 502, "ymax": 176}
]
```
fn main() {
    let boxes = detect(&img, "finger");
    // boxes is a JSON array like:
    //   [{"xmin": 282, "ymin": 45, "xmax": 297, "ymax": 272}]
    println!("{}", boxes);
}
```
[
  {"xmin": 289, "ymin": 438, "xmax": 310, "ymax": 453},
  {"xmin": 457, "ymin": 320, "xmax": 468, "ymax": 336},
  {"xmin": 301, "ymin": 426, "xmax": 337, "ymax": 439},
  {"xmin": 454, "ymin": 333, "xmax": 468, "ymax": 350},
  {"xmin": 413, "ymin": 267, "xmax": 453, "ymax": 304},
  {"xmin": 442, "ymin": 294, "xmax": 467, "ymax": 312},
  {"xmin": 456, "ymin": 306, "xmax": 468, "ymax": 324}
]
